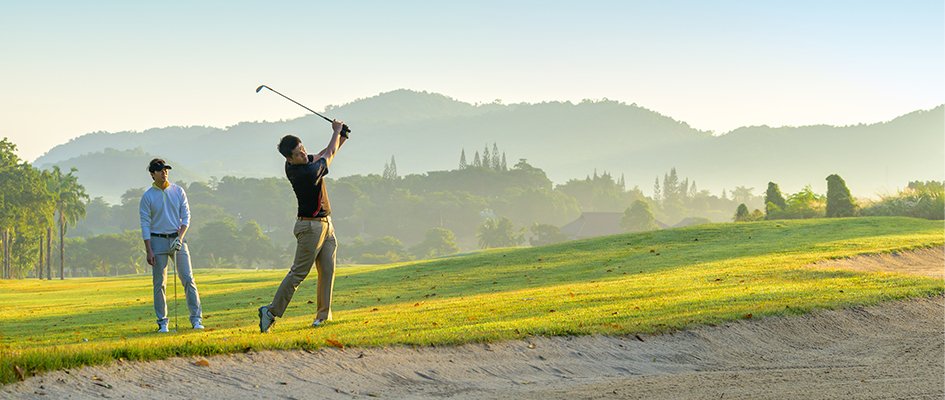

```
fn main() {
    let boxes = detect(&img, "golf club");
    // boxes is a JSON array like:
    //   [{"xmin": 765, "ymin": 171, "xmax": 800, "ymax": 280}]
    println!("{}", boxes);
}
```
[
  {"xmin": 256, "ymin": 85, "xmax": 351, "ymax": 136},
  {"xmin": 171, "ymin": 251, "xmax": 178, "ymax": 333}
]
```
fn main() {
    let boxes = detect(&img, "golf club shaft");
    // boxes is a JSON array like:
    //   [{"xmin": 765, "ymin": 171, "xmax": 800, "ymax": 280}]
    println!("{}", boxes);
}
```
[
  {"xmin": 260, "ymin": 86, "xmax": 331, "ymax": 122},
  {"xmin": 171, "ymin": 252, "xmax": 178, "ymax": 332},
  {"xmin": 257, "ymin": 85, "xmax": 350, "ymax": 134}
]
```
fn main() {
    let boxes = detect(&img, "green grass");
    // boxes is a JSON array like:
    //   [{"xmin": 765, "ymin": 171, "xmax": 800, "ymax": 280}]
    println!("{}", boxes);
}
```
[{"xmin": 0, "ymin": 217, "xmax": 942, "ymax": 384}]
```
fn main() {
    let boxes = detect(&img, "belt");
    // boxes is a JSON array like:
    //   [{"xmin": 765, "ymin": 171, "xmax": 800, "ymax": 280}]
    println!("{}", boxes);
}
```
[
  {"xmin": 298, "ymin": 216, "xmax": 329, "ymax": 221},
  {"xmin": 151, "ymin": 232, "xmax": 179, "ymax": 238}
]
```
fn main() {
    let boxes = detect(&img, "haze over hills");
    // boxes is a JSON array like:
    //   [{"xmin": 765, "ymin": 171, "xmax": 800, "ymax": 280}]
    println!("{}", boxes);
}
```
[{"xmin": 33, "ymin": 90, "xmax": 944, "ymax": 203}]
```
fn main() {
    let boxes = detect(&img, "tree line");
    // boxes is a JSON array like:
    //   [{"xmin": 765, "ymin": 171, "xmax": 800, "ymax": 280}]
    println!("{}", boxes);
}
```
[
  {"xmin": 24, "ymin": 145, "xmax": 769, "ymax": 272},
  {"xmin": 0, "ymin": 139, "xmax": 88, "ymax": 279},
  {"xmin": 8, "ymin": 133, "xmax": 937, "ymax": 277},
  {"xmin": 729, "ymin": 175, "xmax": 944, "ymax": 222}
]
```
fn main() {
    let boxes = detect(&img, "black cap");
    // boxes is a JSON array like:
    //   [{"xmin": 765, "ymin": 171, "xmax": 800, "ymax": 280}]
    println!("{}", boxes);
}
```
[{"xmin": 148, "ymin": 158, "xmax": 173, "ymax": 173}]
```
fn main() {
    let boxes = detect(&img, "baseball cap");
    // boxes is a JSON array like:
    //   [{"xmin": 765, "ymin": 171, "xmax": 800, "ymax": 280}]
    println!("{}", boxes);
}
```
[{"xmin": 148, "ymin": 158, "xmax": 173, "ymax": 172}]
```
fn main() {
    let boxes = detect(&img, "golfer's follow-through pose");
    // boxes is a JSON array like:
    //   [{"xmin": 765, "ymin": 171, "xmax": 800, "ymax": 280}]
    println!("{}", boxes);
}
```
[
  {"xmin": 259, "ymin": 119, "xmax": 348, "ymax": 332},
  {"xmin": 140, "ymin": 158, "xmax": 204, "ymax": 332}
]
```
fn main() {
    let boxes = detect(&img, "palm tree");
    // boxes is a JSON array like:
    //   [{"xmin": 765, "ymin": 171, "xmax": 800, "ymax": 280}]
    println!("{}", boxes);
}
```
[
  {"xmin": 40, "ymin": 170, "xmax": 54, "ymax": 280},
  {"xmin": 46, "ymin": 166, "xmax": 88, "ymax": 280}
]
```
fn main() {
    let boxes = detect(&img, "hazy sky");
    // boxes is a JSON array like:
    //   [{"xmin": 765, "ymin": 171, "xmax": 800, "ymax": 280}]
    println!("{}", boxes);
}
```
[{"xmin": 1, "ymin": 1, "xmax": 942, "ymax": 162}]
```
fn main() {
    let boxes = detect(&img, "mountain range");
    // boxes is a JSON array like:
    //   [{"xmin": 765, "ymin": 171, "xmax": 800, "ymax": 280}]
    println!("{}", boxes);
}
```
[{"xmin": 33, "ymin": 89, "xmax": 945, "ymax": 203}]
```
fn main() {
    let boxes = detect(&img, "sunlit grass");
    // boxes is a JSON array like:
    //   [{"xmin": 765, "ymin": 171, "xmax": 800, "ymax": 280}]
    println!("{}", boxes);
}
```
[{"xmin": 0, "ymin": 217, "xmax": 942, "ymax": 384}]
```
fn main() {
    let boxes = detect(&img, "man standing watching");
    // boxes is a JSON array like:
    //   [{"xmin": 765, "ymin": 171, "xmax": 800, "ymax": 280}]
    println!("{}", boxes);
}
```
[
  {"xmin": 140, "ymin": 158, "xmax": 204, "ymax": 332},
  {"xmin": 259, "ymin": 119, "xmax": 347, "ymax": 333}
]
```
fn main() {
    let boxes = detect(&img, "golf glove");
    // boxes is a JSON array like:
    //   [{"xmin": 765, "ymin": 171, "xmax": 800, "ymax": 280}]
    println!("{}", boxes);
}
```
[{"xmin": 170, "ymin": 238, "xmax": 183, "ymax": 253}]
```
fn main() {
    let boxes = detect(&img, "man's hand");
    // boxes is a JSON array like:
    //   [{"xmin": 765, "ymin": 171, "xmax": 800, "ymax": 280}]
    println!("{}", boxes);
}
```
[
  {"xmin": 332, "ymin": 118, "xmax": 350, "ymax": 139},
  {"xmin": 324, "ymin": 120, "xmax": 345, "ymax": 167},
  {"xmin": 147, "ymin": 249, "xmax": 155, "ymax": 266},
  {"xmin": 170, "ymin": 238, "xmax": 183, "ymax": 253}
]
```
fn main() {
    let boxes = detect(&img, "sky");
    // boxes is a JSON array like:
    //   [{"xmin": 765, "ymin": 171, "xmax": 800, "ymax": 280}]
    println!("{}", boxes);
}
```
[{"xmin": 1, "ymin": 1, "xmax": 943, "ymax": 162}]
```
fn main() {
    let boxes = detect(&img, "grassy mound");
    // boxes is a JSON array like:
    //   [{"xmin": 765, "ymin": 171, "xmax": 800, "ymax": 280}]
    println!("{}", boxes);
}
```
[{"xmin": 0, "ymin": 217, "xmax": 941, "ymax": 384}]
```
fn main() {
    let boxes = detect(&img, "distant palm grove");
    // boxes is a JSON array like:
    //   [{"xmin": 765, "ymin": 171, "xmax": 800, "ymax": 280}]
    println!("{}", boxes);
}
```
[{"xmin": 1, "ymin": 137, "xmax": 942, "ymax": 278}]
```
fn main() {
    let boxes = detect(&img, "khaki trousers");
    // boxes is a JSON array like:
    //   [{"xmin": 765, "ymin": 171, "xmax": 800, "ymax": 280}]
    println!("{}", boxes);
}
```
[{"xmin": 269, "ymin": 217, "xmax": 337, "ymax": 320}]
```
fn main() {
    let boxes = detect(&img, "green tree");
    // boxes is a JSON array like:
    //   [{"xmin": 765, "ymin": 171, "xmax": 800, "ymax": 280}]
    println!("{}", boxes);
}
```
[
  {"xmin": 46, "ymin": 166, "xmax": 89, "ymax": 279},
  {"xmin": 621, "ymin": 200, "xmax": 658, "ymax": 232},
  {"xmin": 477, "ymin": 217, "xmax": 524, "ymax": 249},
  {"xmin": 652, "ymin": 176, "xmax": 661, "ymax": 205},
  {"xmin": 557, "ymin": 172, "xmax": 639, "ymax": 212},
  {"xmin": 410, "ymin": 227, "xmax": 459, "ymax": 259},
  {"xmin": 71, "ymin": 197, "xmax": 118, "ymax": 237},
  {"xmin": 85, "ymin": 233, "xmax": 143, "ymax": 276},
  {"xmin": 239, "ymin": 220, "xmax": 275, "ymax": 267},
  {"xmin": 782, "ymin": 185, "xmax": 826, "ymax": 219},
  {"xmin": 347, "ymin": 236, "xmax": 410, "ymax": 263},
  {"xmin": 731, "ymin": 186, "xmax": 754, "ymax": 204},
  {"xmin": 528, "ymin": 223, "xmax": 568, "ymax": 246},
  {"xmin": 383, "ymin": 155, "xmax": 399, "ymax": 180},
  {"xmin": 764, "ymin": 182, "xmax": 787, "ymax": 219},
  {"xmin": 9, "ymin": 230, "xmax": 42, "ymax": 279},
  {"xmin": 749, "ymin": 209, "xmax": 765, "ymax": 221},
  {"xmin": 116, "ymin": 187, "xmax": 147, "ymax": 233},
  {"xmin": 491, "ymin": 143, "xmax": 501, "ymax": 170},
  {"xmin": 62, "ymin": 237, "xmax": 91, "ymax": 277},
  {"xmin": 734, "ymin": 203, "xmax": 750, "ymax": 222},
  {"xmin": 661, "ymin": 168, "xmax": 683, "ymax": 219},
  {"xmin": 193, "ymin": 219, "xmax": 241, "ymax": 267},
  {"xmin": 119, "ymin": 230, "xmax": 147, "ymax": 274},
  {"xmin": 495, "ymin": 187, "xmax": 580, "ymax": 227},
  {"xmin": 0, "ymin": 138, "xmax": 54, "ymax": 279},
  {"xmin": 825, "ymin": 174, "xmax": 856, "ymax": 217},
  {"xmin": 860, "ymin": 180, "xmax": 944, "ymax": 220}
]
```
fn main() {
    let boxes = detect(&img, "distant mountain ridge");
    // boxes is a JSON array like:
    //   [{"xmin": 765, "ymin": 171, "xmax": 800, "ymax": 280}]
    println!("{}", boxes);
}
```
[{"xmin": 33, "ymin": 90, "xmax": 944, "ymax": 203}]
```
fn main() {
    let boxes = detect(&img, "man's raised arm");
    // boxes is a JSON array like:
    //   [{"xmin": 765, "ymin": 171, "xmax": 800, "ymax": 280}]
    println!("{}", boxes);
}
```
[
  {"xmin": 314, "ymin": 135, "xmax": 347, "ymax": 160},
  {"xmin": 320, "ymin": 120, "xmax": 346, "ymax": 167}
]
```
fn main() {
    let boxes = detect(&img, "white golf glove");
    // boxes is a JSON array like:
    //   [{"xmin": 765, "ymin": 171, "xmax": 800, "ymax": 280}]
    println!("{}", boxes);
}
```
[{"xmin": 170, "ymin": 238, "xmax": 183, "ymax": 253}]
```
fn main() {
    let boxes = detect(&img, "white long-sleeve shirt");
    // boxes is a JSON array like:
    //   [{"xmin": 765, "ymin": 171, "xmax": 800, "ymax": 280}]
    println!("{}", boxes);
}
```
[{"xmin": 139, "ymin": 183, "xmax": 191, "ymax": 240}]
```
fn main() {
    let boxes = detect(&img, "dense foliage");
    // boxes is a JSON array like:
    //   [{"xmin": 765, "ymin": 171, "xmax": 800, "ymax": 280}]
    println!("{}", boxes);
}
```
[
  {"xmin": 5, "ymin": 132, "xmax": 941, "ymax": 275},
  {"xmin": 861, "ymin": 181, "xmax": 944, "ymax": 220},
  {"xmin": 825, "ymin": 174, "xmax": 856, "ymax": 217},
  {"xmin": 0, "ymin": 139, "xmax": 83, "ymax": 279}
]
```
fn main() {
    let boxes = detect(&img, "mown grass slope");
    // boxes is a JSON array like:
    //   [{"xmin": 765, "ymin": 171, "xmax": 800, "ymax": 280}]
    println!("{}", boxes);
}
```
[{"xmin": 0, "ymin": 217, "xmax": 942, "ymax": 384}]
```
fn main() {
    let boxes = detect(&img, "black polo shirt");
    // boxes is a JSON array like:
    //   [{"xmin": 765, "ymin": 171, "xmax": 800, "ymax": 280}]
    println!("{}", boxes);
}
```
[{"xmin": 286, "ymin": 154, "xmax": 331, "ymax": 218}]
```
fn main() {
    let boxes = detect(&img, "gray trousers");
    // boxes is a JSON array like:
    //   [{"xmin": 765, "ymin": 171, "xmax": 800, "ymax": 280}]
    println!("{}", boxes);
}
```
[
  {"xmin": 151, "ymin": 236, "xmax": 202, "ymax": 326},
  {"xmin": 269, "ymin": 217, "xmax": 337, "ymax": 320}
]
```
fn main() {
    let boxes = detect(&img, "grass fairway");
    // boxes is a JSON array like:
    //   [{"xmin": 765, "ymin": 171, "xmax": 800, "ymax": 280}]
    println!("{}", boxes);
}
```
[{"xmin": 0, "ymin": 217, "xmax": 942, "ymax": 384}]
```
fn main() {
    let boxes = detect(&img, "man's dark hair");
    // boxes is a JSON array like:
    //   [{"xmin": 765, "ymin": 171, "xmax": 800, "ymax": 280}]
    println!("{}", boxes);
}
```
[{"xmin": 278, "ymin": 135, "xmax": 301, "ymax": 158}]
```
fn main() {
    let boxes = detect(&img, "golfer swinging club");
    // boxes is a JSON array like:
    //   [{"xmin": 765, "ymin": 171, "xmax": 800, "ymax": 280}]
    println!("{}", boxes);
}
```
[
  {"xmin": 140, "ymin": 158, "xmax": 204, "ymax": 332},
  {"xmin": 259, "ymin": 119, "xmax": 347, "ymax": 332}
]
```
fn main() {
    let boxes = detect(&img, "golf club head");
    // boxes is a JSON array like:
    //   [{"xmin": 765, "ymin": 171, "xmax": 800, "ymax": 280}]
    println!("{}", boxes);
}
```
[{"xmin": 255, "ymin": 85, "xmax": 268, "ymax": 93}]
